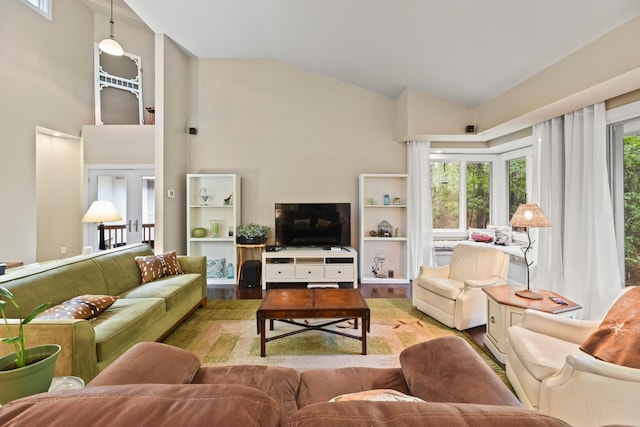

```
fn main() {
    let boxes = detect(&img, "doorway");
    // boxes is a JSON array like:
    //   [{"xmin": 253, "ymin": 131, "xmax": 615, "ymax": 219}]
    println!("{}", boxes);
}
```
[{"xmin": 85, "ymin": 168, "xmax": 155, "ymax": 251}]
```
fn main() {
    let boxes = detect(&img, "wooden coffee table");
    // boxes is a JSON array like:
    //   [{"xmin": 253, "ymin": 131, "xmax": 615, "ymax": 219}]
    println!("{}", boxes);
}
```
[{"xmin": 256, "ymin": 288, "xmax": 370, "ymax": 357}]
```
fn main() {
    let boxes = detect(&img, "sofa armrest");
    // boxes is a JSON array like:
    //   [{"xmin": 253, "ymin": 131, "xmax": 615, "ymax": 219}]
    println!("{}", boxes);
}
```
[
  {"xmin": 1, "ymin": 319, "xmax": 97, "ymax": 382},
  {"xmin": 464, "ymin": 277, "xmax": 499, "ymax": 288},
  {"xmin": 416, "ymin": 264, "xmax": 450, "ymax": 280},
  {"xmin": 178, "ymin": 255, "xmax": 207, "ymax": 301},
  {"xmin": 517, "ymin": 309, "xmax": 599, "ymax": 344}
]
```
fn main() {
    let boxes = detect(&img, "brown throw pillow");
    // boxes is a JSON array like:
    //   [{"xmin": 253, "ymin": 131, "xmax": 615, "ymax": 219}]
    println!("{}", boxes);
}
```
[
  {"xmin": 135, "ymin": 250, "xmax": 184, "ymax": 284},
  {"xmin": 36, "ymin": 295, "xmax": 119, "ymax": 320},
  {"xmin": 579, "ymin": 287, "xmax": 640, "ymax": 368}
]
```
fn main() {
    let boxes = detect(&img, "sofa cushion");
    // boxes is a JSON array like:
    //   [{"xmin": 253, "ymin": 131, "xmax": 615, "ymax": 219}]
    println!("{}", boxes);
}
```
[
  {"xmin": 91, "ymin": 297, "xmax": 166, "ymax": 361},
  {"xmin": 414, "ymin": 277, "xmax": 463, "ymax": 299},
  {"xmin": 88, "ymin": 342, "xmax": 202, "ymax": 387},
  {"xmin": 135, "ymin": 250, "xmax": 184, "ymax": 284},
  {"xmin": 92, "ymin": 244, "xmax": 155, "ymax": 295},
  {"xmin": 194, "ymin": 365, "xmax": 301, "ymax": 422},
  {"xmin": 298, "ymin": 367, "xmax": 409, "ymax": 407},
  {"xmin": 507, "ymin": 326, "xmax": 584, "ymax": 380},
  {"xmin": 120, "ymin": 273, "xmax": 202, "ymax": 311},
  {"xmin": 284, "ymin": 401, "xmax": 570, "ymax": 427},
  {"xmin": 36, "ymin": 294, "xmax": 118, "ymax": 320},
  {"xmin": 329, "ymin": 389, "xmax": 424, "ymax": 402},
  {"xmin": 449, "ymin": 243, "xmax": 505, "ymax": 282},
  {"xmin": 400, "ymin": 336, "xmax": 521, "ymax": 406},
  {"xmin": 579, "ymin": 286, "xmax": 640, "ymax": 368},
  {"xmin": 0, "ymin": 384, "xmax": 282, "ymax": 427}
]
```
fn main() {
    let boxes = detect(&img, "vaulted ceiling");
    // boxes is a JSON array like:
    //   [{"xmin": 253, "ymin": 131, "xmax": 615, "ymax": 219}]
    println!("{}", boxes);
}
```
[{"xmin": 119, "ymin": 0, "xmax": 640, "ymax": 108}]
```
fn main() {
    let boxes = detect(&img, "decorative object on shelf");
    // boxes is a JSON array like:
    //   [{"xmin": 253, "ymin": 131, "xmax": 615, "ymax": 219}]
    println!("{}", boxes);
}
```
[
  {"xmin": 393, "ymin": 197, "xmax": 401, "ymax": 205},
  {"xmin": 228, "ymin": 226, "xmax": 234, "ymax": 237},
  {"xmin": 199, "ymin": 188, "xmax": 209, "ymax": 205},
  {"xmin": 367, "ymin": 198, "xmax": 376, "ymax": 205},
  {"xmin": 226, "ymin": 263, "xmax": 234, "ymax": 279},
  {"xmin": 81, "ymin": 200, "xmax": 123, "ymax": 251},
  {"xmin": 383, "ymin": 194, "xmax": 390, "ymax": 205},
  {"xmin": 207, "ymin": 258, "xmax": 225, "ymax": 279},
  {"xmin": 377, "ymin": 220, "xmax": 393, "ymax": 237},
  {"xmin": 236, "ymin": 223, "xmax": 270, "ymax": 244},
  {"xmin": 509, "ymin": 203, "xmax": 552, "ymax": 300},
  {"xmin": 371, "ymin": 256, "xmax": 386, "ymax": 278},
  {"xmin": 192, "ymin": 227, "xmax": 206, "ymax": 238},
  {"xmin": 0, "ymin": 286, "xmax": 60, "ymax": 404},
  {"xmin": 388, "ymin": 269, "xmax": 394, "ymax": 278},
  {"xmin": 224, "ymin": 194, "xmax": 233, "ymax": 205},
  {"xmin": 369, "ymin": 230, "xmax": 378, "ymax": 237},
  {"xmin": 394, "ymin": 227, "xmax": 399, "ymax": 237},
  {"xmin": 210, "ymin": 220, "xmax": 222, "ymax": 238}
]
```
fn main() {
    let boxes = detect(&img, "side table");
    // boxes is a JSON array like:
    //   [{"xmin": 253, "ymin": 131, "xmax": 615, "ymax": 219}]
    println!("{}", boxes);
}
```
[
  {"xmin": 482, "ymin": 284, "xmax": 581, "ymax": 363},
  {"xmin": 236, "ymin": 244, "xmax": 266, "ymax": 284}
]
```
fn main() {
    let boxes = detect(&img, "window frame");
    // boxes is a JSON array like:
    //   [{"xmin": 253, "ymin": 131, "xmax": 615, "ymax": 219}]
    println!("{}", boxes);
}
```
[{"xmin": 20, "ymin": 0, "xmax": 52, "ymax": 20}]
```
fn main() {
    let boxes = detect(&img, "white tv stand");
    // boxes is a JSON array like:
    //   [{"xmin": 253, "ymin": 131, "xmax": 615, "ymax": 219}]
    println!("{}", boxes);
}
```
[{"xmin": 261, "ymin": 247, "xmax": 358, "ymax": 290}]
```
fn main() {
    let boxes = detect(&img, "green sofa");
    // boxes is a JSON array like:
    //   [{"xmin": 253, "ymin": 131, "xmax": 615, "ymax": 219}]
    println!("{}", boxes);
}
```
[{"xmin": 0, "ymin": 244, "xmax": 206, "ymax": 383}]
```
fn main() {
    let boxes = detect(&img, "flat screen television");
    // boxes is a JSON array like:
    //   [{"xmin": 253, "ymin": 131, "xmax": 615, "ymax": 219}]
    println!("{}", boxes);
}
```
[{"xmin": 275, "ymin": 203, "xmax": 351, "ymax": 247}]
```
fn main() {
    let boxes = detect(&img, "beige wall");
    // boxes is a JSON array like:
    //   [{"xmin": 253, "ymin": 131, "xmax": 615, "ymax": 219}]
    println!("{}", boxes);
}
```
[
  {"xmin": 154, "ymin": 35, "xmax": 191, "ymax": 254},
  {"xmin": 187, "ymin": 59, "xmax": 402, "ymax": 246},
  {"xmin": 0, "ymin": 1, "xmax": 94, "ymax": 264},
  {"xmin": 82, "ymin": 125, "xmax": 154, "ymax": 165}
]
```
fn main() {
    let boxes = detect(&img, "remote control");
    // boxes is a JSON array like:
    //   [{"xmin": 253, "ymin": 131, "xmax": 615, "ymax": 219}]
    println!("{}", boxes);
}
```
[{"xmin": 549, "ymin": 296, "xmax": 568, "ymax": 305}]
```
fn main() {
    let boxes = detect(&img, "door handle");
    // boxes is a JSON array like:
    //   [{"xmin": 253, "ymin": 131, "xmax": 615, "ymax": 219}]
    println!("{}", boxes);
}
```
[
  {"xmin": 134, "ymin": 219, "xmax": 139, "ymax": 232},
  {"xmin": 128, "ymin": 220, "xmax": 132, "ymax": 232}
]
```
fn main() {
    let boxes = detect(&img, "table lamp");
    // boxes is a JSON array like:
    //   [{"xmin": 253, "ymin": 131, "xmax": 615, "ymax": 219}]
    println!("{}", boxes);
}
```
[
  {"xmin": 509, "ymin": 203, "xmax": 552, "ymax": 300},
  {"xmin": 82, "ymin": 201, "xmax": 122, "ymax": 251}
]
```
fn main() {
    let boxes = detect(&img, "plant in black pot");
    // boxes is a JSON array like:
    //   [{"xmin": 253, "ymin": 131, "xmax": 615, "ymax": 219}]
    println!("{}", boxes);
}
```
[
  {"xmin": 0, "ymin": 287, "xmax": 60, "ymax": 404},
  {"xmin": 236, "ymin": 223, "xmax": 270, "ymax": 244}
]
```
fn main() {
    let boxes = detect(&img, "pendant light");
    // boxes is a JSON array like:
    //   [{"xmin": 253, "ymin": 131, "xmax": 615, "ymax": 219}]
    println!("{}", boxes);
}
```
[{"xmin": 98, "ymin": 0, "xmax": 124, "ymax": 56}]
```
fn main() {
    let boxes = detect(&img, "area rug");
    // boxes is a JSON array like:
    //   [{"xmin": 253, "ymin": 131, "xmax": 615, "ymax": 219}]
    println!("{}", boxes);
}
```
[{"xmin": 162, "ymin": 298, "xmax": 509, "ymax": 387}]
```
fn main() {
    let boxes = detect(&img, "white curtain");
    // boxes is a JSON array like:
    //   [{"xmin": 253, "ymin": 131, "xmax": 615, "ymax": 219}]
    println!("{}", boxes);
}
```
[
  {"xmin": 407, "ymin": 140, "xmax": 434, "ymax": 278},
  {"xmin": 532, "ymin": 103, "xmax": 622, "ymax": 319}
]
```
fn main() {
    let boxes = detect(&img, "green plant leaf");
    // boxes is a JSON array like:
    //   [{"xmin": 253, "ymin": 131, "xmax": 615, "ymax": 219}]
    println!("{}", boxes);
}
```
[
  {"xmin": 0, "ymin": 286, "xmax": 14, "ymax": 300},
  {"xmin": 22, "ymin": 302, "xmax": 50, "ymax": 325},
  {"xmin": 1, "ymin": 336, "xmax": 20, "ymax": 345}
]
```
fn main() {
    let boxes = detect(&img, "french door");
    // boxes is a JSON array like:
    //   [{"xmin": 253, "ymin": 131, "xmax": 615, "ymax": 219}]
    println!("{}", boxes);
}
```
[{"xmin": 85, "ymin": 168, "xmax": 155, "ymax": 251}]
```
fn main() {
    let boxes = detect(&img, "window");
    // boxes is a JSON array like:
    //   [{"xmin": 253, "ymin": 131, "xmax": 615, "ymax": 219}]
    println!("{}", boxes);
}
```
[
  {"xmin": 623, "ymin": 134, "xmax": 640, "ymax": 285},
  {"xmin": 431, "ymin": 162, "xmax": 460, "ymax": 228},
  {"xmin": 20, "ymin": 0, "xmax": 51, "ymax": 20},
  {"xmin": 430, "ymin": 159, "xmax": 492, "ymax": 230},
  {"xmin": 430, "ymin": 145, "xmax": 530, "ymax": 237},
  {"xmin": 507, "ymin": 157, "xmax": 527, "ymax": 219}
]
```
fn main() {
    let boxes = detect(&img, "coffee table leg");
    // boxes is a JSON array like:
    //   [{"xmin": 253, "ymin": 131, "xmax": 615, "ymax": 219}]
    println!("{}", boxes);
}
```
[
  {"xmin": 361, "ymin": 316, "xmax": 367, "ymax": 355},
  {"xmin": 260, "ymin": 319, "xmax": 267, "ymax": 357}
]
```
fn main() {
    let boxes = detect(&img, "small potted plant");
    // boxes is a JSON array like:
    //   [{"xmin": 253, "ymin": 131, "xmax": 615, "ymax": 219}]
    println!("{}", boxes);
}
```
[
  {"xmin": 0, "ymin": 287, "xmax": 60, "ymax": 404},
  {"xmin": 236, "ymin": 223, "xmax": 270, "ymax": 244}
]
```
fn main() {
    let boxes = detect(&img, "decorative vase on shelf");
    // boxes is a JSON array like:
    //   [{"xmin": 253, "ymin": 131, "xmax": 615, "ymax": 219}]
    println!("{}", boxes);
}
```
[
  {"xmin": 383, "ymin": 194, "xmax": 390, "ymax": 205},
  {"xmin": 210, "ymin": 220, "xmax": 222, "ymax": 237},
  {"xmin": 199, "ymin": 188, "xmax": 210, "ymax": 205}
]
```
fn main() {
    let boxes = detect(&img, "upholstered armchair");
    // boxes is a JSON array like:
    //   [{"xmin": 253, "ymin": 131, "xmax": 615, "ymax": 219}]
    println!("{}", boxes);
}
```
[
  {"xmin": 413, "ymin": 243, "xmax": 510, "ymax": 330},
  {"xmin": 506, "ymin": 287, "xmax": 640, "ymax": 427}
]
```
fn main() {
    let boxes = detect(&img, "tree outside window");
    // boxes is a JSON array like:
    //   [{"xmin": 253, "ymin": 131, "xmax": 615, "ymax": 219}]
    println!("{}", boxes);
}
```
[
  {"xmin": 624, "ymin": 135, "xmax": 640, "ymax": 285},
  {"xmin": 466, "ymin": 162, "xmax": 491, "ymax": 228},
  {"xmin": 431, "ymin": 162, "xmax": 459, "ymax": 228},
  {"xmin": 508, "ymin": 157, "xmax": 527, "ymax": 219}
]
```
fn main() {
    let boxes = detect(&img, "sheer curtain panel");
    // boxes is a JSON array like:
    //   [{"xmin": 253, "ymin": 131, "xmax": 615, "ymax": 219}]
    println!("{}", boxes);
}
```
[{"xmin": 407, "ymin": 140, "xmax": 434, "ymax": 278}]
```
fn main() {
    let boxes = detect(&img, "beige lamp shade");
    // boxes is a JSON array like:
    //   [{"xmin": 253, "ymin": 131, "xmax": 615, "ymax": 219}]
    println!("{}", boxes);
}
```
[
  {"xmin": 82, "ymin": 201, "xmax": 122, "ymax": 223},
  {"xmin": 509, "ymin": 203, "xmax": 552, "ymax": 229}
]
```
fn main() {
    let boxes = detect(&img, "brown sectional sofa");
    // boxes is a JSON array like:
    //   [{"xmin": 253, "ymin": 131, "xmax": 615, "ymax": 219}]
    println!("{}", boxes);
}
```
[
  {"xmin": 0, "ymin": 336, "xmax": 570, "ymax": 426},
  {"xmin": 0, "ymin": 244, "xmax": 206, "ymax": 382}
]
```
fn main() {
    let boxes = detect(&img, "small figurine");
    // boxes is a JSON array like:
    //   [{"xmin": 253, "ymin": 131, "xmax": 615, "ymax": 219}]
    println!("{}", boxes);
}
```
[{"xmin": 224, "ymin": 194, "xmax": 233, "ymax": 205}]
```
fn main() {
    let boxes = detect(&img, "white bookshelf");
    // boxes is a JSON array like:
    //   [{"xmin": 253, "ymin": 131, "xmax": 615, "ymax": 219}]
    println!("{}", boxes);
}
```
[
  {"xmin": 186, "ymin": 174, "xmax": 240, "ymax": 285},
  {"xmin": 358, "ymin": 174, "xmax": 409, "ymax": 285}
]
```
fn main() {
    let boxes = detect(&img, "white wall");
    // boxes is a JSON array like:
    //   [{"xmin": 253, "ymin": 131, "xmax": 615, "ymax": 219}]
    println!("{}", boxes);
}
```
[{"xmin": 187, "ymin": 59, "xmax": 402, "ymax": 247}]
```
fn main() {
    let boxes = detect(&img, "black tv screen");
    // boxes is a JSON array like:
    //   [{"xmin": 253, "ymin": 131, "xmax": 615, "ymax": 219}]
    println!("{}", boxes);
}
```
[{"xmin": 275, "ymin": 203, "xmax": 351, "ymax": 247}]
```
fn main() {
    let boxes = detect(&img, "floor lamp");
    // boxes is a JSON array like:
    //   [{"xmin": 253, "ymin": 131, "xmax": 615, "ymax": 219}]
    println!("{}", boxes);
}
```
[
  {"xmin": 82, "ymin": 201, "xmax": 122, "ymax": 251},
  {"xmin": 509, "ymin": 203, "xmax": 552, "ymax": 300}
]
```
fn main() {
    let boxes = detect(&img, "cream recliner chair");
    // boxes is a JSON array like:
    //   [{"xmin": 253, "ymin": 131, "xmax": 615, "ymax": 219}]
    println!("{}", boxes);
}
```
[
  {"xmin": 413, "ymin": 243, "xmax": 509, "ymax": 330},
  {"xmin": 506, "ymin": 288, "xmax": 640, "ymax": 427}
]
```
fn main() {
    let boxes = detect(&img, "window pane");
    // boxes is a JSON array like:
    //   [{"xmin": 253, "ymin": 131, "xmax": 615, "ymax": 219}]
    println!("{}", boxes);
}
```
[
  {"xmin": 431, "ymin": 162, "xmax": 459, "ymax": 228},
  {"xmin": 508, "ymin": 157, "xmax": 527, "ymax": 219},
  {"xmin": 624, "ymin": 135, "xmax": 640, "ymax": 285},
  {"xmin": 466, "ymin": 162, "xmax": 491, "ymax": 228}
]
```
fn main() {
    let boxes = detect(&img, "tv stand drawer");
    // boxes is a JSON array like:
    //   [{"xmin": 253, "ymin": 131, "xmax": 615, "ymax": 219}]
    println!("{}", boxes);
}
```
[
  {"xmin": 325, "ymin": 265, "xmax": 354, "ymax": 280},
  {"xmin": 295, "ymin": 264, "xmax": 324, "ymax": 279},
  {"xmin": 265, "ymin": 264, "xmax": 295, "ymax": 279}
]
